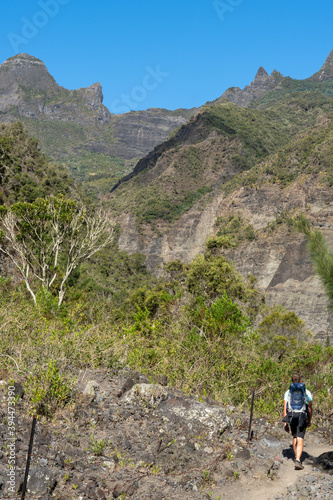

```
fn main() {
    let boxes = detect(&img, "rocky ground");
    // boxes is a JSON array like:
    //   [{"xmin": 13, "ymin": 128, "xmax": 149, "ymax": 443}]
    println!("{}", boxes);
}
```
[{"xmin": 0, "ymin": 368, "xmax": 332, "ymax": 499}]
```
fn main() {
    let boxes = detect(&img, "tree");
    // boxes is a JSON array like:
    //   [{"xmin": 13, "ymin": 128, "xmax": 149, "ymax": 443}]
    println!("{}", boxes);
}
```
[
  {"xmin": 0, "ymin": 196, "xmax": 113, "ymax": 306},
  {"xmin": 295, "ymin": 214, "xmax": 333, "ymax": 309},
  {"xmin": 258, "ymin": 305, "xmax": 311, "ymax": 359}
]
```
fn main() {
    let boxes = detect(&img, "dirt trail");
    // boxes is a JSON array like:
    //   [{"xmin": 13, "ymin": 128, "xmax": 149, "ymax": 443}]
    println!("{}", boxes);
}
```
[{"xmin": 212, "ymin": 439, "xmax": 331, "ymax": 500}]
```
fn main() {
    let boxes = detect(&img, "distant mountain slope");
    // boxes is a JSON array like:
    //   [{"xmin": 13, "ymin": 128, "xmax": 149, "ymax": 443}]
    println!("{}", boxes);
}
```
[
  {"xmin": 108, "ymin": 101, "xmax": 300, "ymax": 218},
  {"xmin": 109, "ymin": 87, "xmax": 333, "ymax": 219},
  {"xmin": 0, "ymin": 54, "xmax": 196, "ymax": 196}
]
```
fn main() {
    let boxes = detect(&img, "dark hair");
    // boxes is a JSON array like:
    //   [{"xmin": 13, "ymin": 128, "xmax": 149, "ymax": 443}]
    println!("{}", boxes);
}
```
[{"xmin": 292, "ymin": 373, "xmax": 301, "ymax": 383}]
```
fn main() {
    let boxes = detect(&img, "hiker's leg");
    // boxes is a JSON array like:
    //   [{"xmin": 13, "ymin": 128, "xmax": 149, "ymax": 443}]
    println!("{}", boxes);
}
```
[
  {"xmin": 290, "ymin": 417, "xmax": 298, "ymax": 459},
  {"xmin": 294, "ymin": 437, "xmax": 304, "ymax": 461}
]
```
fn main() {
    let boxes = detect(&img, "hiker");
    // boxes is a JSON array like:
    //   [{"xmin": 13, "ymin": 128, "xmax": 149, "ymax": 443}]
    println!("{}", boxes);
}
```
[{"xmin": 283, "ymin": 373, "xmax": 312, "ymax": 470}]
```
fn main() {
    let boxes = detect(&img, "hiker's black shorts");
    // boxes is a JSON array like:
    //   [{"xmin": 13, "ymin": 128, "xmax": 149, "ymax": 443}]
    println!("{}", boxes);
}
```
[{"xmin": 290, "ymin": 416, "xmax": 307, "ymax": 439}]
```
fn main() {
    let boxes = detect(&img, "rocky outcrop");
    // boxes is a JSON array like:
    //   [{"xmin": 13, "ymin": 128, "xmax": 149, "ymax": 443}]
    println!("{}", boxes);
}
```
[
  {"xmin": 214, "ymin": 67, "xmax": 284, "ymax": 108},
  {"xmin": 112, "ymin": 67, "xmax": 333, "ymax": 342},
  {"xmin": 214, "ymin": 48, "xmax": 333, "ymax": 108}
]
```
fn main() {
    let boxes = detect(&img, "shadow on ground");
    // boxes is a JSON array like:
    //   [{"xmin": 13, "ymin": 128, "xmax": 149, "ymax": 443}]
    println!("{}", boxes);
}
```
[
  {"xmin": 283, "ymin": 446, "xmax": 333, "ymax": 474},
  {"xmin": 282, "ymin": 445, "xmax": 311, "ymax": 462}
]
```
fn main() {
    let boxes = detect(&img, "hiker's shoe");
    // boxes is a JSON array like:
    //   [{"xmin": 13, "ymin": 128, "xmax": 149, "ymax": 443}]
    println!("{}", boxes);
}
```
[{"xmin": 294, "ymin": 460, "xmax": 304, "ymax": 470}]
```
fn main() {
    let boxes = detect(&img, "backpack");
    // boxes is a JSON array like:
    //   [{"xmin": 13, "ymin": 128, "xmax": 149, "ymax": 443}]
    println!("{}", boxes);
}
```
[
  {"xmin": 288, "ymin": 382, "xmax": 307, "ymax": 413},
  {"xmin": 284, "ymin": 382, "xmax": 309, "ymax": 427}
]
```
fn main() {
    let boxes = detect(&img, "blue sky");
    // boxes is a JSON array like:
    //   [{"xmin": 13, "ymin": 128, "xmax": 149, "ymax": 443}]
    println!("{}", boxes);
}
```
[{"xmin": 0, "ymin": 0, "xmax": 332, "ymax": 114}]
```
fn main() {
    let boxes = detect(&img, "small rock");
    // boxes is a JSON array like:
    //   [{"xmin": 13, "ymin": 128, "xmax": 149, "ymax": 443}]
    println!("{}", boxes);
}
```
[
  {"xmin": 263, "ymin": 437, "xmax": 281, "ymax": 448},
  {"xmin": 203, "ymin": 446, "xmax": 214, "ymax": 454},
  {"xmin": 236, "ymin": 448, "xmax": 251, "ymax": 460},
  {"xmin": 112, "ymin": 483, "xmax": 123, "ymax": 498},
  {"xmin": 122, "ymin": 383, "xmax": 168, "ymax": 407},
  {"xmin": 14, "ymin": 382, "xmax": 25, "ymax": 399},
  {"xmin": 306, "ymin": 475, "xmax": 316, "ymax": 483},
  {"xmin": 83, "ymin": 380, "xmax": 100, "ymax": 398},
  {"xmin": 125, "ymin": 481, "xmax": 139, "ymax": 496},
  {"xmin": 117, "ymin": 376, "xmax": 139, "ymax": 397},
  {"xmin": 26, "ymin": 467, "xmax": 56, "ymax": 495},
  {"xmin": 103, "ymin": 460, "xmax": 116, "ymax": 472},
  {"xmin": 139, "ymin": 451, "xmax": 154, "ymax": 464}
]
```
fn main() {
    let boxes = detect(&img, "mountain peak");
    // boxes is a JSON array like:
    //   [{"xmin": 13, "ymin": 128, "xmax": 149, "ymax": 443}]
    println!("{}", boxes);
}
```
[
  {"xmin": 254, "ymin": 66, "xmax": 268, "ymax": 80},
  {"xmin": 4, "ymin": 53, "xmax": 43, "ymax": 63},
  {"xmin": 310, "ymin": 48, "xmax": 333, "ymax": 81},
  {"xmin": 76, "ymin": 82, "xmax": 104, "ymax": 106},
  {"xmin": 0, "ymin": 53, "xmax": 59, "ymax": 91}
]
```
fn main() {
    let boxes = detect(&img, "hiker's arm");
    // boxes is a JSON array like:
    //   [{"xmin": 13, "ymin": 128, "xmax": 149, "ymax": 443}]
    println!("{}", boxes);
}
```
[
  {"xmin": 283, "ymin": 401, "xmax": 289, "ymax": 431},
  {"xmin": 308, "ymin": 401, "xmax": 312, "ymax": 425}
]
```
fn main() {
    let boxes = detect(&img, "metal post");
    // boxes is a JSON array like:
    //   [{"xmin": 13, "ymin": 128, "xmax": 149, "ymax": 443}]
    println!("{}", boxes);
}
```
[
  {"xmin": 248, "ymin": 389, "xmax": 255, "ymax": 442},
  {"xmin": 21, "ymin": 414, "xmax": 37, "ymax": 500}
]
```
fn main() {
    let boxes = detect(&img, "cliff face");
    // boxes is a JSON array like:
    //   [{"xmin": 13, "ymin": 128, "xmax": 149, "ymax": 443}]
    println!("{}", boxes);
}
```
[
  {"xmin": 111, "ymin": 108, "xmax": 195, "ymax": 160},
  {"xmin": 2, "ymin": 51, "xmax": 333, "ymax": 341},
  {"xmin": 116, "ymin": 173, "xmax": 333, "ymax": 342},
  {"xmin": 0, "ymin": 54, "xmax": 58, "ymax": 92}
]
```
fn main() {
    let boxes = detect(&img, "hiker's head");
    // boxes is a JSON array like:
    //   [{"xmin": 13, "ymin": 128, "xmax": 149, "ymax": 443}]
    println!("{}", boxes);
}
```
[{"xmin": 292, "ymin": 373, "xmax": 301, "ymax": 383}]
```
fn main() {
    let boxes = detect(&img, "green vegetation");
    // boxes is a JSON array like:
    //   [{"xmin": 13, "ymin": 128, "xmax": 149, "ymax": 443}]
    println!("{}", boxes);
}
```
[
  {"xmin": 202, "ymin": 102, "xmax": 292, "ymax": 164},
  {"xmin": 0, "ymin": 122, "xmax": 75, "ymax": 204},
  {"xmin": 108, "ymin": 102, "xmax": 298, "ymax": 226},
  {"xmin": 250, "ymin": 79, "xmax": 333, "ymax": 109},
  {"xmin": 1, "ymin": 238, "xmax": 332, "ymax": 423},
  {"xmin": 89, "ymin": 437, "xmax": 106, "ymax": 456},
  {"xmin": 257, "ymin": 305, "xmax": 312, "ymax": 358},
  {"xmin": 223, "ymin": 116, "xmax": 333, "ymax": 194},
  {"xmin": 25, "ymin": 360, "xmax": 72, "ymax": 417},
  {"xmin": 206, "ymin": 213, "xmax": 257, "ymax": 249},
  {"xmin": 21, "ymin": 117, "xmax": 88, "ymax": 155},
  {"xmin": 20, "ymin": 117, "xmax": 127, "ymax": 199},
  {"xmin": 58, "ymin": 152, "xmax": 127, "ymax": 200}
]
